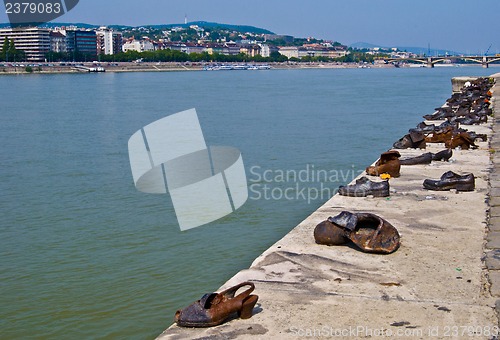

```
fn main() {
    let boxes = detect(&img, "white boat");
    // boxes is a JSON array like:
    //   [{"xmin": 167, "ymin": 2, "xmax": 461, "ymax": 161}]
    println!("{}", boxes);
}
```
[
  {"xmin": 89, "ymin": 67, "xmax": 105, "ymax": 72},
  {"xmin": 202, "ymin": 64, "xmax": 272, "ymax": 71}
]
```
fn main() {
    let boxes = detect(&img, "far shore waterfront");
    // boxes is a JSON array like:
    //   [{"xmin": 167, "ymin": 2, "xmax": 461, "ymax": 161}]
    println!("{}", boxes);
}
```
[
  {"xmin": 0, "ymin": 61, "xmax": 393, "ymax": 74},
  {"xmin": 1, "ymin": 61, "xmax": 497, "ymax": 75}
]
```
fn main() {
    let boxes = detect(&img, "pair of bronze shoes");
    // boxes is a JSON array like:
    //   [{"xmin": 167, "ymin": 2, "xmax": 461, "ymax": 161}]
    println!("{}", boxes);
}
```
[
  {"xmin": 426, "ymin": 128, "xmax": 478, "ymax": 150},
  {"xmin": 423, "ymin": 171, "xmax": 475, "ymax": 192},
  {"xmin": 399, "ymin": 149, "xmax": 453, "ymax": 165},
  {"xmin": 366, "ymin": 150, "xmax": 401, "ymax": 178},
  {"xmin": 444, "ymin": 132, "xmax": 477, "ymax": 150},
  {"xmin": 314, "ymin": 211, "xmax": 400, "ymax": 254},
  {"xmin": 174, "ymin": 281, "xmax": 258, "ymax": 328}
]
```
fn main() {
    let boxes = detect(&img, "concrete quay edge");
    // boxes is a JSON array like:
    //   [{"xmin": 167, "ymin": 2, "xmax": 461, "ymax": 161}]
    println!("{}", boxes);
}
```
[
  {"xmin": 158, "ymin": 72, "xmax": 500, "ymax": 340},
  {"xmin": 486, "ymin": 73, "xmax": 500, "ymax": 314}
]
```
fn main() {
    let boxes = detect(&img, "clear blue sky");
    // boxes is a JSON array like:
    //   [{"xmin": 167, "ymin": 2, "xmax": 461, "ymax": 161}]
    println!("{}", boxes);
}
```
[{"xmin": 1, "ymin": 0, "xmax": 499, "ymax": 53}]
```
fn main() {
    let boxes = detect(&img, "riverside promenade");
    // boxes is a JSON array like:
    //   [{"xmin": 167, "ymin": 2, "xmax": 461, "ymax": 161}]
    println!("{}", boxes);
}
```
[{"xmin": 158, "ymin": 73, "xmax": 500, "ymax": 339}]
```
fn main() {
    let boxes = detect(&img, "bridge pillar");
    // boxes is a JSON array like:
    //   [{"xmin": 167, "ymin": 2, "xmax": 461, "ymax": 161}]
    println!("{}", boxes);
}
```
[
  {"xmin": 482, "ymin": 56, "xmax": 489, "ymax": 68},
  {"xmin": 427, "ymin": 57, "xmax": 434, "ymax": 68}
]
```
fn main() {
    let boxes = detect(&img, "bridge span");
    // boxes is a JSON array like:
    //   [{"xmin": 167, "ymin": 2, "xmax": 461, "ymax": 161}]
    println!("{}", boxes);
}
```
[{"xmin": 383, "ymin": 55, "xmax": 500, "ymax": 68}]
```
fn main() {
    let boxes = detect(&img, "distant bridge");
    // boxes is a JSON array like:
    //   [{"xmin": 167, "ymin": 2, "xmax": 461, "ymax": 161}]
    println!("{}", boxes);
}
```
[{"xmin": 383, "ymin": 55, "xmax": 500, "ymax": 68}]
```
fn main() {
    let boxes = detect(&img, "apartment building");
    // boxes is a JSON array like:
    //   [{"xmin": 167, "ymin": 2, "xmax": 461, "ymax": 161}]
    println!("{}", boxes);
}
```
[
  {"xmin": 66, "ymin": 29, "xmax": 97, "ymax": 56},
  {"xmin": 0, "ymin": 27, "xmax": 51, "ymax": 61},
  {"xmin": 96, "ymin": 27, "xmax": 123, "ymax": 55},
  {"xmin": 278, "ymin": 45, "xmax": 347, "ymax": 59},
  {"xmin": 122, "ymin": 39, "xmax": 155, "ymax": 53},
  {"xmin": 50, "ymin": 31, "xmax": 66, "ymax": 53}
]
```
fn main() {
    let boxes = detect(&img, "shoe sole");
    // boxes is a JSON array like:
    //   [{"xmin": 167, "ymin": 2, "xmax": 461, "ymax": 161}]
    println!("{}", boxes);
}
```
[
  {"xmin": 339, "ymin": 189, "xmax": 389, "ymax": 197},
  {"xmin": 423, "ymin": 183, "xmax": 474, "ymax": 192}
]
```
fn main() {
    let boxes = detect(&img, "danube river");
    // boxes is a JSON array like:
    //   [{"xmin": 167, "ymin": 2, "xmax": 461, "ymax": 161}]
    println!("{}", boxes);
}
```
[{"xmin": 0, "ymin": 65, "xmax": 497, "ymax": 338}]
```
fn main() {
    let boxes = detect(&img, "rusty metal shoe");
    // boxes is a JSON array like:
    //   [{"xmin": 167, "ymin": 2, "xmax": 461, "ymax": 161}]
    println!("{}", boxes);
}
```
[
  {"xmin": 425, "ymin": 125, "xmax": 456, "ymax": 143},
  {"xmin": 327, "ymin": 211, "xmax": 400, "ymax": 254},
  {"xmin": 338, "ymin": 177, "xmax": 390, "ymax": 197},
  {"xmin": 423, "ymin": 171, "xmax": 475, "ymax": 192},
  {"xmin": 366, "ymin": 150, "xmax": 401, "ymax": 177},
  {"xmin": 174, "ymin": 282, "xmax": 258, "ymax": 328},
  {"xmin": 399, "ymin": 152, "xmax": 433, "ymax": 165},
  {"xmin": 444, "ymin": 132, "xmax": 478, "ymax": 150},
  {"xmin": 314, "ymin": 220, "xmax": 348, "ymax": 246}
]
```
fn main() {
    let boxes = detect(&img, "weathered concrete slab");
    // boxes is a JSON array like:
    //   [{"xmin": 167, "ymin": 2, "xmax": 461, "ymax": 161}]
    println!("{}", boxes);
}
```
[
  {"xmin": 158, "ymin": 73, "xmax": 500, "ymax": 340},
  {"xmin": 491, "ymin": 206, "xmax": 500, "ymax": 218},
  {"xmin": 489, "ymin": 187, "xmax": 500, "ymax": 197},
  {"xmin": 485, "ymin": 250, "xmax": 500, "ymax": 270},
  {"xmin": 162, "ymin": 296, "xmax": 495, "ymax": 339},
  {"xmin": 490, "ymin": 217, "xmax": 500, "ymax": 231},
  {"xmin": 489, "ymin": 271, "xmax": 500, "ymax": 297},
  {"xmin": 487, "ymin": 232, "xmax": 500, "ymax": 249}
]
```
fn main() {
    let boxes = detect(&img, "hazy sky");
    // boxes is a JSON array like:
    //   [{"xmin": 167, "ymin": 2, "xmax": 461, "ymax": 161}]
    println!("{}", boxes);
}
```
[{"xmin": 1, "ymin": 0, "xmax": 499, "ymax": 53}]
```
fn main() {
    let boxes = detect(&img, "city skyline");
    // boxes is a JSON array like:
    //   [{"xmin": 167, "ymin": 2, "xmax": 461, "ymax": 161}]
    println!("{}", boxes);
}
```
[{"xmin": 1, "ymin": 0, "xmax": 499, "ymax": 54}]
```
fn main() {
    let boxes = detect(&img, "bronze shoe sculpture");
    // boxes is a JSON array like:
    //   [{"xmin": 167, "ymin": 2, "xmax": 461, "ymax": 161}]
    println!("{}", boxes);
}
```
[
  {"xmin": 423, "ymin": 107, "xmax": 454, "ymax": 120},
  {"xmin": 399, "ymin": 152, "xmax": 433, "ymax": 165},
  {"xmin": 468, "ymin": 132, "xmax": 487, "ymax": 142},
  {"xmin": 366, "ymin": 150, "xmax": 401, "ymax": 178},
  {"xmin": 338, "ymin": 177, "xmax": 390, "ymax": 197},
  {"xmin": 425, "ymin": 126, "xmax": 454, "ymax": 143},
  {"xmin": 444, "ymin": 132, "xmax": 477, "ymax": 150},
  {"xmin": 393, "ymin": 130, "xmax": 426, "ymax": 149},
  {"xmin": 423, "ymin": 171, "xmax": 475, "ymax": 192},
  {"xmin": 314, "ymin": 219, "xmax": 348, "ymax": 246},
  {"xmin": 314, "ymin": 211, "xmax": 400, "ymax": 254},
  {"xmin": 431, "ymin": 149, "xmax": 452, "ymax": 161},
  {"xmin": 174, "ymin": 282, "xmax": 258, "ymax": 328},
  {"xmin": 413, "ymin": 122, "xmax": 436, "ymax": 133}
]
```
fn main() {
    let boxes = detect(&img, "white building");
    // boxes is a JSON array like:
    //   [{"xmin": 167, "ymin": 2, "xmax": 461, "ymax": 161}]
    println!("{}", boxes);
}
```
[
  {"xmin": 122, "ymin": 39, "xmax": 155, "ymax": 53},
  {"xmin": 50, "ymin": 31, "xmax": 66, "ymax": 53},
  {"xmin": 96, "ymin": 27, "xmax": 122, "ymax": 55},
  {"xmin": 279, "ymin": 45, "xmax": 347, "ymax": 59},
  {"xmin": 259, "ymin": 44, "xmax": 271, "ymax": 57},
  {"xmin": 278, "ymin": 46, "xmax": 299, "ymax": 59}
]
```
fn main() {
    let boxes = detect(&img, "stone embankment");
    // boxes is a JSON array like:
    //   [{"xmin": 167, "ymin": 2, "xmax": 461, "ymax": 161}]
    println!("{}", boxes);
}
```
[
  {"xmin": 158, "ymin": 73, "xmax": 500, "ymax": 339},
  {"xmin": 0, "ymin": 61, "xmax": 395, "ymax": 75}
]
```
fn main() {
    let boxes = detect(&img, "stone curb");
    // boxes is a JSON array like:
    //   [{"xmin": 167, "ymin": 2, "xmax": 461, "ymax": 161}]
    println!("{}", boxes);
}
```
[{"xmin": 486, "ymin": 74, "xmax": 500, "ymax": 323}]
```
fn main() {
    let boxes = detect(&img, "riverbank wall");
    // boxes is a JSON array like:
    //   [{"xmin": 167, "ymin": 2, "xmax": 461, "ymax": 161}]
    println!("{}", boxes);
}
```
[
  {"xmin": 0, "ymin": 61, "xmax": 393, "ymax": 75},
  {"xmin": 157, "ymin": 73, "xmax": 500, "ymax": 339},
  {"xmin": 1, "ymin": 62, "xmax": 496, "ymax": 75}
]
